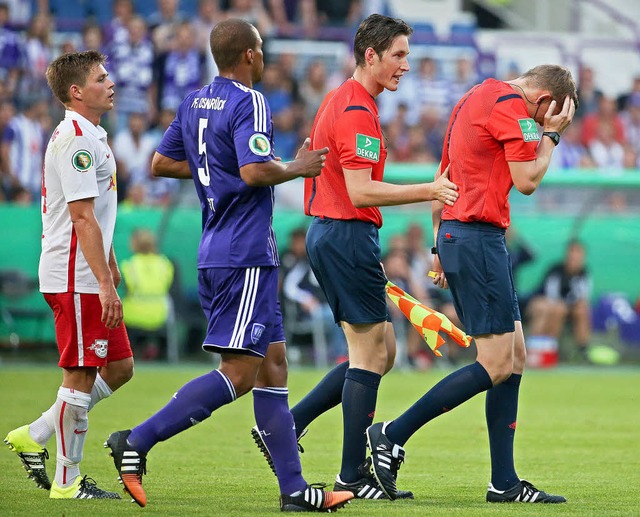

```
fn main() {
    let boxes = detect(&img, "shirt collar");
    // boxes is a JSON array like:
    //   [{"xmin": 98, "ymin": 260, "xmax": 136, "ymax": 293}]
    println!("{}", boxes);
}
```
[
  {"xmin": 348, "ymin": 77, "xmax": 376, "ymax": 102},
  {"xmin": 64, "ymin": 110, "xmax": 108, "ymax": 140}
]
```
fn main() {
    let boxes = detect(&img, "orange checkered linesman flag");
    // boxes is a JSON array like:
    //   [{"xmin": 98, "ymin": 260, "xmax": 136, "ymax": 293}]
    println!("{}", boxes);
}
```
[{"xmin": 385, "ymin": 280, "xmax": 472, "ymax": 357}]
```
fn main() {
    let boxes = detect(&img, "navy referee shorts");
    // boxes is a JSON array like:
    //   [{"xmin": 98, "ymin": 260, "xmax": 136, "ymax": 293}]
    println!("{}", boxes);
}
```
[
  {"xmin": 306, "ymin": 217, "xmax": 390, "ymax": 325},
  {"xmin": 437, "ymin": 220, "xmax": 521, "ymax": 336}
]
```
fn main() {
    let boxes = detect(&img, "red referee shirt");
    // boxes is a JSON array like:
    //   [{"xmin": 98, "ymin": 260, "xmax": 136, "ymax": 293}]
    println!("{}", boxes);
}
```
[
  {"xmin": 441, "ymin": 78, "xmax": 539, "ymax": 228},
  {"xmin": 304, "ymin": 79, "xmax": 387, "ymax": 228}
]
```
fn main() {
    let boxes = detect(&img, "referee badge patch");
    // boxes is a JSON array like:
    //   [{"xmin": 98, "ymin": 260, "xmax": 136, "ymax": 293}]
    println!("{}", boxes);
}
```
[
  {"xmin": 518, "ymin": 118, "xmax": 541, "ymax": 142},
  {"xmin": 249, "ymin": 133, "xmax": 271, "ymax": 156},
  {"xmin": 72, "ymin": 150, "xmax": 93, "ymax": 172},
  {"xmin": 356, "ymin": 133, "xmax": 380, "ymax": 162}
]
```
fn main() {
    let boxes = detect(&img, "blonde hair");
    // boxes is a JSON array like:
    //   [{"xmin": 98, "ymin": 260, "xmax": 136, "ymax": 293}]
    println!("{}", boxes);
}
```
[{"xmin": 521, "ymin": 64, "xmax": 579, "ymax": 110}]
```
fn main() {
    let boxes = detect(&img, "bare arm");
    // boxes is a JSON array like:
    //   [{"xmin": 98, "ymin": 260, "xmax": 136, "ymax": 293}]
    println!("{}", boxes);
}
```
[
  {"xmin": 343, "ymin": 165, "xmax": 458, "ymax": 208},
  {"xmin": 240, "ymin": 138, "xmax": 328, "ymax": 187},
  {"xmin": 431, "ymin": 163, "xmax": 448, "ymax": 289},
  {"xmin": 152, "ymin": 151, "xmax": 192, "ymax": 179},
  {"xmin": 109, "ymin": 244, "xmax": 121, "ymax": 289},
  {"xmin": 510, "ymin": 95, "xmax": 576, "ymax": 195},
  {"xmin": 68, "ymin": 198, "xmax": 122, "ymax": 329}
]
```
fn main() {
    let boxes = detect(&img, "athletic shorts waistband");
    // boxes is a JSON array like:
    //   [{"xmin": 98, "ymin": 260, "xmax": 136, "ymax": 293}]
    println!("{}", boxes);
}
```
[
  {"xmin": 313, "ymin": 216, "xmax": 377, "ymax": 228},
  {"xmin": 441, "ymin": 219, "xmax": 506, "ymax": 235}
]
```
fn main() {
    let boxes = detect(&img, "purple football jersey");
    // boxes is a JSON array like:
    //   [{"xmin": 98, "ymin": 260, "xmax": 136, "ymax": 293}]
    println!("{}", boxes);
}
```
[{"xmin": 157, "ymin": 76, "xmax": 280, "ymax": 268}]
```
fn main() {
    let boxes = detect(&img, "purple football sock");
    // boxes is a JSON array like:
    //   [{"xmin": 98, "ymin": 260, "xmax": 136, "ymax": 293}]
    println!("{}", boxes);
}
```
[
  {"xmin": 128, "ymin": 369, "xmax": 236, "ymax": 454},
  {"xmin": 253, "ymin": 387, "xmax": 307, "ymax": 495}
]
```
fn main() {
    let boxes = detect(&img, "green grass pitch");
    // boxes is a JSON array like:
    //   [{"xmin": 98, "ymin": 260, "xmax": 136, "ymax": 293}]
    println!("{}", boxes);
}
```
[{"xmin": 0, "ymin": 364, "xmax": 638, "ymax": 515}]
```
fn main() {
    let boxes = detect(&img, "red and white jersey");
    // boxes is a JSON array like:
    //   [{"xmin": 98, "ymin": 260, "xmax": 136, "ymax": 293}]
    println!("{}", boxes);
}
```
[{"xmin": 39, "ymin": 110, "xmax": 118, "ymax": 294}]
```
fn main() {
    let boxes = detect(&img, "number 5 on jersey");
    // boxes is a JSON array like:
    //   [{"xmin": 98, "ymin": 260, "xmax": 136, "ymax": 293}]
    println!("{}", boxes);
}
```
[{"xmin": 198, "ymin": 118, "xmax": 210, "ymax": 186}]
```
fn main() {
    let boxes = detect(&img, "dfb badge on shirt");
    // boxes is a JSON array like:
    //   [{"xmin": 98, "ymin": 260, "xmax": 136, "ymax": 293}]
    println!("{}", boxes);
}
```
[
  {"xmin": 72, "ymin": 150, "xmax": 93, "ymax": 172},
  {"xmin": 249, "ymin": 133, "xmax": 271, "ymax": 156}
]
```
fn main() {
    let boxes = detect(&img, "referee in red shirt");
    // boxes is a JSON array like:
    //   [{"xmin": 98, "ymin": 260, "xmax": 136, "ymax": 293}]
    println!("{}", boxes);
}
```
[
  {"xmin": 367, "ymin": 66, "xmax": 577, "ymax": 503},
  {"xmin": 287, "ymin": 14, "xmax": 459, "ymax": 499}
]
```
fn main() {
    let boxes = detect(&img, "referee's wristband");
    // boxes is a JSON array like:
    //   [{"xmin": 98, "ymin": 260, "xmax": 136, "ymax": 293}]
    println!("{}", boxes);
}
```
[{"xmin": 542, "ymin": 131, "xmax": 561, "ymax": 146}]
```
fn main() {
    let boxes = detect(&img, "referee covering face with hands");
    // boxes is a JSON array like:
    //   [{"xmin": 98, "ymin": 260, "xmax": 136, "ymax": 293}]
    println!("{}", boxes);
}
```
[{"xmin": 366, "ymin": 65, "xmax": 577, "ymax": 503}]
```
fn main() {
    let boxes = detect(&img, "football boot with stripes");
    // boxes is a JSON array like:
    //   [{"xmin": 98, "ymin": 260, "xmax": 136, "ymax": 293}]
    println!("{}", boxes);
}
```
[
  {"xmin": 280, "ymin": 483, "xmax": 354, "ymax": 512},
  {"xmin": 486, "ymin": 480, "xmax": 566, "ymax": 503},
  {"xmin": 366, "ymin": 421, "xmax": 406, "ymax": 500},
  {"xmin": 333, "ymin": 458, "xmax": 413, "ymax": 500},
  {"xmin": 104, "ymin": 430, "xmax": 147, "ymax": 507},
  {"xmin": 4, "ymin": 424, "xmax": 51, "ymax": 490},
  {"xmin": 50, "ymin": 475, "xmax": 121, "ymax": 499},
  {"xmin": 251, "ymin": 424, "xmax": 308, "ymax": 477}
]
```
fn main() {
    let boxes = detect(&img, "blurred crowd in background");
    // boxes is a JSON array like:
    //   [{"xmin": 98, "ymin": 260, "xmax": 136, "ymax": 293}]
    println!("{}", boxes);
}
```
[{"xmin": 0, "ymin": 0, "xmax": 640, "ymax": 207}]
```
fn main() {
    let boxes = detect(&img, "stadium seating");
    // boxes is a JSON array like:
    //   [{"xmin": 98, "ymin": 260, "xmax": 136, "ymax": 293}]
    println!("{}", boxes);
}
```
[
  {"xmin": 449, "ymin": 21, "xmax": 477, "ymax": 46},
  {"xmin": 411, "ymin": 22, "xmax": 438, "ymax": 45}
]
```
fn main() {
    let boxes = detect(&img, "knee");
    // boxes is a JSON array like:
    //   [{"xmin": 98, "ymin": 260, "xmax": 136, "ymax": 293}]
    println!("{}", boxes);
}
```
[
  {"xmin": 256, "ymin": 350, "xmax": 288, "ymax": 388},
  {"xmin": 102, "ymin": 358, "xmax": 135, "ymax": 391},
  {"xmin": 218, "ymin": 367, "xmax": 256, "ymax": 397},
  {"xmin": 268, "ymin": 346, "xmax": 288, "ymax": 371},
  {"xmin": 226, "ymin": 374, "xmax": 255, "ymax": 397},
  {"xmin": 114, "ymin": 359, "xmax": 135, "ymax": 386},
  {"xmin": 493, "ymin": 364, "xmax": 514, "ymax": 384},
  {"xmin": 365, "ymin": 345, "xmax": 388, "ymax": 374},
  {"xmin": 481, "ymin": 356, "xmax": 514, "ymax": 384}
]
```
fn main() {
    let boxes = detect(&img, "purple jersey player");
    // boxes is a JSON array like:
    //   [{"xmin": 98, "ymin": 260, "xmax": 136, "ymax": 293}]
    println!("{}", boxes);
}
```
[{"xmin": 104, "ymin": 19, "xmax": 353, "ymax": 513}]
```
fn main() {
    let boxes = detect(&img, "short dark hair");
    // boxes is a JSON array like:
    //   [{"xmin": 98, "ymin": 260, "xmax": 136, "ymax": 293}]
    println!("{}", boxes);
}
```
[
  {"xmin": 521, "ymin": 64, "xmax": 579, "ymax": 111},
  {"xmin": 353, "ymin": 14, "xmax": 413, "ymax": 67},
  {"xmin": 46, "ymin": 50, "xmax": 106, "ymax": 105},
  {"xmin": 209, "ymin": 18, "xmax": 259, "ymax": 71}
]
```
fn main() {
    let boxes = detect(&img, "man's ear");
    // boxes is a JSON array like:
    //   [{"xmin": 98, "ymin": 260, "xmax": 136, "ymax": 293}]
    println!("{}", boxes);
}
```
[
  {"xmin": 535, "ymin": 93, "xmax": 551, "ymax": 105},
  {"xmin": 364, "ymin": 47, "xmax": 377, "ymax": 65},
  {"xmin": 69, "ymin": 84, "xmax": 81, "ymax": 101}
]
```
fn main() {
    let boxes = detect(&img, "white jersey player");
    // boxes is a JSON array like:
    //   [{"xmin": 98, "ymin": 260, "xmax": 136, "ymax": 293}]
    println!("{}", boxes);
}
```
[
  {"xmin": 40, "ymin": 111, "xmax": 117, "ymax": 294},
  {"xmin": 4, "ymin": 51, "xmax": 134, "ymax": 501}
]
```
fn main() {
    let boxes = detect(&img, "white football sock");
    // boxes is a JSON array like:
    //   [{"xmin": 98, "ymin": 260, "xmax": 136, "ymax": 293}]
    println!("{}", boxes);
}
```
[
  {"xmin": 88, "ymin": 373, "xmax": 113, "ymax": 411},
  {"xmin": 29, "ymin": 404, "xmax": 56, "ymax": 446},
  {"xmin": 29, "ymin": 373, "xmax": 113, "ymax": 447},
  {"xmin": 53, "ymin": 387, "xmax": 91, "ymax": 488}
]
